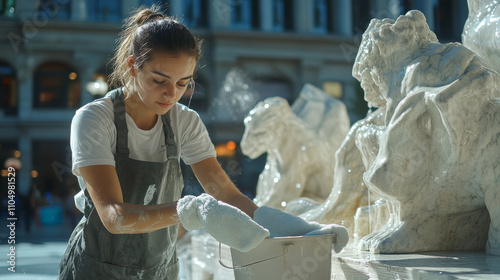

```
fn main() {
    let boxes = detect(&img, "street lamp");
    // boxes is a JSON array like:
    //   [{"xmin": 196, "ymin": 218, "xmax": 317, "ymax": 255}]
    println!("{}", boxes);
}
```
[{"xmin": 86, "ymin": 77, "xmax": 109, "ymax": 96}]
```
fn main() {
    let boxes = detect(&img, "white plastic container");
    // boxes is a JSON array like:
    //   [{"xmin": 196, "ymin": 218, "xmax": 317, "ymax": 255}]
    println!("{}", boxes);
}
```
[{"xmin": 220, "ymin": 234, "xmax": 336, "ymax": 280}]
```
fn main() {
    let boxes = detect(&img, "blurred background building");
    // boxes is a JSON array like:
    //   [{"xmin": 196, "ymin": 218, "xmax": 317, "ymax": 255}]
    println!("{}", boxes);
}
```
[{"xmin": 0, "ymin": 0, "xmax": 467, "ymax": 226}]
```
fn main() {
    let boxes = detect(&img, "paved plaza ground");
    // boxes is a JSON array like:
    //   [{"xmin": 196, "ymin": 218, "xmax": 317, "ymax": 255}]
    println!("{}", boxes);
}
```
[{"xmin": 0, "ymin": 219, "xmax": 74, "ymax": 279}]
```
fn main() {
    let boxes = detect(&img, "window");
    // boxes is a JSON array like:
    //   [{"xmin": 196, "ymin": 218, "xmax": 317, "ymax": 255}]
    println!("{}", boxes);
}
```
[
  {"xmin": 38, "ymin": 0, "xmax": 71, "ymax": 19},
  {"xmin": 183, "ymin": 0, "xmax": 208, "ymax": 28},
  {"xmin": 270, "ymin": 0, "xmax": 293, "ymax": 32},
  {"xmin": 87, "ymin": 0, "xmax": 121, "ymax": 22},
  {"xmin": 0, "ymin": 62, "xmax": 17, "ymax": 115},
  {"xmin": 312, "ymin": 0, "xmax": 327, "ymax": 33},
  {"xmin": 323, "ymin": 81, "xmax": 343, "ymax": 99},
  {"xmin": 283, "ymin": 0, "xmax": 294, "ymax": 31},
  {"xmin": 271, "ymin": 0, "xmax": 285, "ymax": 32},
  {"xmin": 231, "ymin": 0, "xmax": 252, "ymax": 29},
  {"xmin": 0, "ymin": 0, "xmax": 15, "ymax": 16},
  {"xmin": 254, "ymin": 78, "xmax": 293, "ymax": 103},
  {"xmin": 401, "ymin": 0, "xmax": 416, "ymax": 13},
  {"xmin": 352, "ymin": 0, "xmax": 372, "ymax": 34},
  {"xmin": 32, "ymin": 140, "xmax": 77, "ymax": 206},
  {"xmin": 34, "ymin": 63, "xmax": 80, "ymax": 109},
  {"xmin": 433, "ymin": 0, "xmax": 467, "ymax": 42}
]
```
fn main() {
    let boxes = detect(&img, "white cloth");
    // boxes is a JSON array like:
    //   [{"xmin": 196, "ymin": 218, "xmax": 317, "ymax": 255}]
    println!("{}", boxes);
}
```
[
  {"xmin": 71, "ymin": 96, "xmax": 216, "ymax": 212},
  {"xmin": 177, "ymin": 194, "xmax": 270, "ymax": 252},
  {"xmin": 254, "ymin": 206, "xmax": 349, "ymax": 253}
]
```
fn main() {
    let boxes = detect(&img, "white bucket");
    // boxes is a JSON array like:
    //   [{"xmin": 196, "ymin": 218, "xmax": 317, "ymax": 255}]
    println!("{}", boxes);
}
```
[{"xmin": 219, "ymin": 234, "xmax": 336, "ymax": 280}]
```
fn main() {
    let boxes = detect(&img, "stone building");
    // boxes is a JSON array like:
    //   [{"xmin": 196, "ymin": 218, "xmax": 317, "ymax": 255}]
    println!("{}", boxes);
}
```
[{"xmin": 0, "ymin": 0, "xmax": 468, "ymax": 202}]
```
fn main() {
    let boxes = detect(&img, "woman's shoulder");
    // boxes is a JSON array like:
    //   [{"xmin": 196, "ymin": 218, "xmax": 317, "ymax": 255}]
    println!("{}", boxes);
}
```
[
  {"xmin": 171, "ymin": 102, "xmax": 200, "ymax": 119},
  {"xmin": 73, "ymin": 96, "xmax": 114, "ymax": 127}
]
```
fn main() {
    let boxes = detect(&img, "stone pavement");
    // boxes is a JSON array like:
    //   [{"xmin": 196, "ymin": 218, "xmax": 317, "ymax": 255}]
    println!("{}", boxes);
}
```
[{"xmin": 0, "ymin": 219, "xmax": 74, "ymax": 279}]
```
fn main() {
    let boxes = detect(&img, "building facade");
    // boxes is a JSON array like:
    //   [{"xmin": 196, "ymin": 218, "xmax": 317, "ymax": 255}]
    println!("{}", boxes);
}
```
[{"xmin": 0, "ymin": 0, "xmax": 468, "ymax": 201}]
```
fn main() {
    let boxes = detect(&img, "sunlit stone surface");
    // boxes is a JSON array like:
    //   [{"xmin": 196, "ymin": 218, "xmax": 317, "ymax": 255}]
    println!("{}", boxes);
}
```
[
  {"xmin": 241, "ymin": 84, "xmax": 349, "ymax": 210},
  {"xmin": 462, "ymin": 0, "xmax": 500, "ymax": 73},
  {"xmin": 353, "ymin": 10, "xmax": 500, "ymax": 255}
]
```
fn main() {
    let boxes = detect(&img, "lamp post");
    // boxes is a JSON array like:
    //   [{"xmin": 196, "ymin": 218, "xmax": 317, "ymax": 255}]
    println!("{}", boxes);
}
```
[{"xmin": 86, "ymin": 77, "xmax": 109, "ymax": 96}]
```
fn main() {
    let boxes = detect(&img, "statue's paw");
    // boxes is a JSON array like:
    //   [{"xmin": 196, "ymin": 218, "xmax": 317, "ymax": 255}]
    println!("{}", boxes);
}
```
[{"xmin": 368, "ymin": 224, "xmax": 417, "ymax": 253}]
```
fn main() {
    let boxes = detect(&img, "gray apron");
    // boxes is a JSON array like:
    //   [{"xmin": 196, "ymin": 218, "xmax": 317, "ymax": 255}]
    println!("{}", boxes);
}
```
[{"xmin": 59, "ymin": 88, "xmax": 183, "ymax": 279}]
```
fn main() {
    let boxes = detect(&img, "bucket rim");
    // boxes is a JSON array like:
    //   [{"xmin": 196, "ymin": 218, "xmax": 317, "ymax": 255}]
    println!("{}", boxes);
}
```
[{"xmin": 264, "ymin": 232, "xmax": 337, "ymax": 241}]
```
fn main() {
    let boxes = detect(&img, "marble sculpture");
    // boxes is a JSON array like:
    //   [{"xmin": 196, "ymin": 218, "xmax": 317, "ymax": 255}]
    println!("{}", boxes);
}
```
[
  {"xmin": 462, "ymin": 0, "xmax": 500, "ymax": 73},
  {"xmin": 353, "ymin": 10, "xmax": 500, "ymax": 255},
  {"xmin": 240, "ymin": 84, "xmax": 349, "ymax": 210}
]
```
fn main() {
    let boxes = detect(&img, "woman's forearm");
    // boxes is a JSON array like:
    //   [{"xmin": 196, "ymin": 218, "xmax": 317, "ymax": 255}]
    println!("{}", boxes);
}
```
[
  {"xmin": 224, "ymin": 193, "xmax": 258, "ymax": 218},
  {"xmin": 101, "ymin": 201, "xmax": 180, "ymax": 234}
]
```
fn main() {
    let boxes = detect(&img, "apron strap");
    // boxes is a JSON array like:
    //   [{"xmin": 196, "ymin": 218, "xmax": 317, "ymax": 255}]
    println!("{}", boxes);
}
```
[
  {"xmin": 108, "ymin": 88, "xmax": 130, "ymax": 156},
  {"xmin": 161, "ymin": 112, "xmax": 178, "ymax": 160},
  {"xmin": 107, "ymin": 88, "xmax": 178, "ymax": 160}
]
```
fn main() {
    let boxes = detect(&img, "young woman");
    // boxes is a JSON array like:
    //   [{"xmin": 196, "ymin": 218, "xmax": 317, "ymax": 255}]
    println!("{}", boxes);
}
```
[{"xmin": 58, "ymin": 7, "xmax": 258, "ymax": 279}]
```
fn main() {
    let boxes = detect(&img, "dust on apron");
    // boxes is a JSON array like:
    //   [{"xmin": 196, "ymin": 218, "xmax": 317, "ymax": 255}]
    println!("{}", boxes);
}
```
[{"xmin": 59, "ymin": 88, "xmax": 184, "ymax": 279}]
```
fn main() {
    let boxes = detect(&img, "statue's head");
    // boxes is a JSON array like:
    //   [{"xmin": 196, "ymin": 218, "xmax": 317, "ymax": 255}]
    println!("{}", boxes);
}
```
[
  {"xmin": 241, "ymin": 97, "xmax": 293, "ymax": 159},
  {"xmin": 353, "ymin": 10, "xmax": 438, "ymax": 108}
]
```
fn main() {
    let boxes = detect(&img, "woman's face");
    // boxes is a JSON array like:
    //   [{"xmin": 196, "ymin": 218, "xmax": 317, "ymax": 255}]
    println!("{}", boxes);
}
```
[{"xmin": 131, "ymin": 50, "xmax": 197, "ymax": 115}]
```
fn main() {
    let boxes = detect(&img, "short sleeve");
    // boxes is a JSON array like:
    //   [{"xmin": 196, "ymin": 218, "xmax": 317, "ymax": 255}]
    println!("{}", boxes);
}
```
[
  {"xmin": 70, "ymin": 100, "xmax": 116, "ymax": 176},
  {"xmin": 177, "ymin": 106, "xmax": 217, "ymax": 165}
]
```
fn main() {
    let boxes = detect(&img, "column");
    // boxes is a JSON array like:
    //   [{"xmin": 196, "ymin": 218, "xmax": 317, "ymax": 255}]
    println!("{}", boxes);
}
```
[
  {"xmin": 209, "ymin": 0, "xmax": 231, "ymax": 29},
  {"xmin": 334, "ymin": 0, "xmax": 352, "ymax": 36},
  {"xmin": 17, "ymin": 55, "xmax": 33, "ymax": 120},
  {"xmin": 18, "ymin": 136, "xmax": 32, "ymax": 195},
  {"xmin": 259, "ymin": 0, "xmax": 273, "ymax": 32},
  {"xmin": 71, "ymin": 0, "xmax": 87, "ymax": 20},
  {"xmin": 294, "ymin": 0, "xmax": 312, "ymax": 33},
  {"xmin": 74, "ymin": 52, "xmax": 100, "ymax": 106}
]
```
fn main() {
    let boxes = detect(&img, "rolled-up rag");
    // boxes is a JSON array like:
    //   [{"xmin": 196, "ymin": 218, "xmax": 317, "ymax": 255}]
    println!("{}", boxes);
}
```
[
  {"xmin": 177, "ymin": 193, "xmax": 270, "ymax": 252},
  {"xmin": 254, "ymin": 206, "xmax": 349, "ymax": 253}
]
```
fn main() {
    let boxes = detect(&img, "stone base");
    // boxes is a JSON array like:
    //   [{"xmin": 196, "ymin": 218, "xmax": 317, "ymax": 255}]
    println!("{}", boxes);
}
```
[{"xmin": 331, "ymin": 247, "xmax": 500, "ymax": 279}]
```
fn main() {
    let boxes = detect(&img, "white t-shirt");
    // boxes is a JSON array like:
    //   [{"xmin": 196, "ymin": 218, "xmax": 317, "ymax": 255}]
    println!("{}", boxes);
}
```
[{"xmin": 71, "ymin": 96, "xmax": 216, "ymax": 211}]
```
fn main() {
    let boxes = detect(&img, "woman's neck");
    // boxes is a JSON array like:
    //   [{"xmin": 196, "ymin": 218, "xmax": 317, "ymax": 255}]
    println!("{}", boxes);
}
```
[{"xmin": 124, "ymin": 89, "xmax": 158, "ymax": 130}]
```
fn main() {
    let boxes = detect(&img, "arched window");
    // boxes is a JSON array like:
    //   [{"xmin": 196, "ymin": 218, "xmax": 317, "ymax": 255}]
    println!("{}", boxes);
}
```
[
  {"xmin": 0, "ymin": 62, "xmax": 17, "ymax": 115},
  {"xmin": 34, "ymin": 63, "xmax": 80, "ymax": 109}
]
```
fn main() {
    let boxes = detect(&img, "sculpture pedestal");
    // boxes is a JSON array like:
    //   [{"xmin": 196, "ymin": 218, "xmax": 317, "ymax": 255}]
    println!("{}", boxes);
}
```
[{"xmin": 331, "ymin": 248, "xmax": 500, "ymax": 279}]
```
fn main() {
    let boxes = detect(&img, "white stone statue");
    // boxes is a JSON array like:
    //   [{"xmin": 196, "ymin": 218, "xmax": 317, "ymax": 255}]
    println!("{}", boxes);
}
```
[
  {"xmin": 354, "ymin": 10, "xmax": 500, "ymax": 255},
  {"xmin": 462, "ymin": 0, "xmax": 500, "ymax": 73},
  {"xmin": 240, "ymin": 84, "xmax": 349, "ymax": 210}
]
